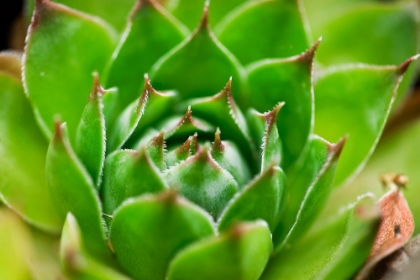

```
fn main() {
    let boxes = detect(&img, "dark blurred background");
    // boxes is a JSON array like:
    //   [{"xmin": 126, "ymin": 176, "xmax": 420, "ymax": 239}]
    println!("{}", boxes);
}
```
[{"xmin": 0, "ymin": 0, "xmax": 25, "ymax": 50}]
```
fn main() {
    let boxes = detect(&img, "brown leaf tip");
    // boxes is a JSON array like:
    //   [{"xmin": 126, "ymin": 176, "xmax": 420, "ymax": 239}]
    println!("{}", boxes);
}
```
[
  {"xmin": 190, "ymin": 133, "xmax": 200, "ymax": 154},
  {"xmin": 298, "ymin": 37, "xmax": 322, "ymax": 63},
  {"xmin": 261, "ymin": 102, "xmax": 284, "ymax": 123},
  {"xmin": 397, "ymin": 54, "xmax": 419, "ymax": 76},
  {"xmin": 150, "ymin": 131, "xmax": 165, "ymax": 147},
  {"xmin": 177, "ymin": 136, "xmax": 192, "ymax": 156},
  {"xmin": 158, "ymin": 189, "xmax": 179, "ymax": 204},
  {"xmin": 328, "ymin": 136, "xmax": 346, "ymax": 160},
  {"xmin": 90, "ymin": 73, "xmax": 105, "ymax": 99},
  {"xmin": 195, "ymin": 0, "xmax": 210, "ymax": 32},
  {"xmin": 212, "ymin": 128, "xmax": 224, "ymax": 154}
]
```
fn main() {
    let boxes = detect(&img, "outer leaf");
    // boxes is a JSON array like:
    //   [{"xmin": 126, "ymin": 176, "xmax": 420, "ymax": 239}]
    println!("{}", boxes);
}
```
[
  {"xmin": 326, "ymin": 119, "xmax": 420, "ymax": 235},
  {"xmin": 46, "ymin": 122, "xmax": 110, "ymax": 263},
  {"xmin": 60, "ymin": 213, "xmax": 130, "ymax": 280},
  {"xmin": 0, "ymin": 70, "xmax": 61, "ymax": 232},
  {"xmin": 273, "ymin": 135, "xmax": 331, "ymax": 245},
  {"xmin": 150, "ymin": 8, "xmax": 246, "ymax": 103},
  {"xmin": 75, "ymin": 75, "xmax": 106, "ymax": 187},
  {"xmin": 247, "ymin": 41, "xmax": 318, "ymax": 167},
  {"xmin": 0, "ymin": 209, "xmax": 32, "ymax": 280},
  {"xmin": 104, "ymin": 0, "xmax": 187, "ymax": 111},
  {"xmin": 314, "ymin": 58, "xmax": 416, "ymax": 187},
  {"xmin": 163, "ymin": 146, "xmax": 238, "ymax": 220},
  {"xmin": 163, "ymin": 0, "xmax": 247, "ymax": 28},
  {"xmin": 215, "ymin": 0, "xmax": 309, "ymax": 64},
  {"xmin": 274, "ymin": 137, "xmax": 345, "ymax": 250},
  {"xmin": 102, "ymin": 148, "xmax": 167, "ymax": 216},
  {"xmin": 110, "ymin": 192, "xmax": 215, "ymax": 280},
  {"xmin": 218, "ymin": 165, "xmax": 286, "ymax": 232},
  {"xmin": 261, "ymin": 195, "xmax": 380, "ymax": 280},
  {"xmin": 24, "ymin": 0, "xmax": 116, "ymax": 141},
  {"xmin": 167, "ymin": 221, "xmax": 272, "ymax": 280}
]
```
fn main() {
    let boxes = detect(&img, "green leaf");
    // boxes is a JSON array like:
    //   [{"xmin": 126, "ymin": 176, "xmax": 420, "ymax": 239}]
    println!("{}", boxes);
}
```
[
  {"xmin": 247, "ymin": 41, "xmax": 318, "ymax": 167},
  {"xmin": 211, "ymin": 129, "xmax": 251, "ymax": 188},
  {"xmin": 261, "ymin": 195, "xmax": 380, "ymax": 280},
  {"xmin": 163, "ymin": 146, "xmax": 238, "ymax": 220},
  {"xmin": 110, "ymin": 191, "xmax": 215, "ymax": 280},
  {"xmin": 102, "ymin": 148, "xmax": 168, "ymax": 216},
  {"xmin": 163, "ymin": 0, "xmax": 246, "ymax": 28},
  {"xmin": 0, "ymin": 209, "xmax": 32, "ymax": 280},
  {"xmin": 165, "ymin": 136, "xmax": 192, "ymax": 167},
  {"xmin": 49, "ymin": 0, "xmax": 135, "ymax": 31},
  {"xmin": 104, "ymin": 0, "xmax": 187, "ymax": 111},
  {"xmin": 24, "ymin": 0, "xmax": 116, "ymax": 141},
  {"xmin": 186, "ymin": 79, "xmax": 257, "ymax": 171},
  {"xmin": 0, "ymin": 70, "xmax": 61, "ymax": 232},
  {"xmin": 218, "ymin": 165, "xmax": 286, "ymax": 232},
  {"xmin": 215, "ymin": 0, "xmax": 309, "ymax": 65},
  {"xmin": 327, "ymin": 119, "xmax": 420, "ymax": 235},
  {"xmin": 60, "ymin": 213, "xmax": 130, "ymax": 280},
  {"xmin": 159, "ymin": 106, "xmax": 215, "ymax": 141},
  {"xmin": 108, "ymin": 76, "xmax": 176, "ymax": 151},
  {"xmin": 167, "ymin": 221, "xmax": 272, "ymax": 280},
  {"xmin": 145, "ymin": 131, "xmax": 166, "ymax": 171},
  {"xmin": 259, "ymin": 103, "xmax": 284, "ymax": 171},
  {"xmin": 311, "ymin": 3, "xmax": 419, "ymax": 66},
  {"xmin": 150, "ymin": 8, "xmax": 246, "ymax": 102},
  {"xmin": 274, "ymin": 137, "xmax": 345, "ymax": 251},
  {"xmin": 75, "ymin": 75, "xmax": 106, "ymax": 187},
  {"xmin": 273, "ymin": 135, "xmax": 330, "ymax": 245},
  {"xmin": 46, "ymin": 122, "xmax": 110, "ymax": 263},
  {"xmin": 314, "ymin": 58, "xmax": 416, "ymax": 187}
]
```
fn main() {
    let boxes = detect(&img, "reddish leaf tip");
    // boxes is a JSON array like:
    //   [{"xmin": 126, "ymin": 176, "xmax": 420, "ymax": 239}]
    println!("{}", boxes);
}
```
[
  {"xmin": 212, "ymin": 128, "xmax": 224, "ymax": 155},
  {"xmin": 196, "ymin": 1, "xmax": 210, "ymax": 32},
  {"xmin": 90, "ymin": 73, "xmax": 105, "ymax": 99},
  {"xmin": 150, "ymin": 131, "xmax": 165, "ymax": 147},
  {"xmin": 298, "ymin": 37, "xmax": 322, "ymax": 63},
  {"xmin": 397, "ymin": 55, "xmax": 419, "ymax": 76},
  {"xmin": 328, "ymin": 136, "xmax": 346, "ymax": 160},
  {"xmin": 157, "ymin": 189, "xmax": 179, "ymax": 204}
]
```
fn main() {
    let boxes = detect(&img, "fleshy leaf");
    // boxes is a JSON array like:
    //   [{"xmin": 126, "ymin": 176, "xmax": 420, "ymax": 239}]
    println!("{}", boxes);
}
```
[
  {"xmin": 167, "ymin": 221, "xmax": 272, "ymax": 280},
  {"xmin": 262, "ymin": 195, "xmax": 380, "ymax": 280},
  {"xmin": 273, "ymin": 135, "xmax": 332, "ymax": 245},
  {"xmin": 211, "ymin": 129, "xmax": 251, "ymax": 188},
  {"xmin": 150, "ymin": 7, "xmax": 246, "ymax": 102},
  {"xmin": 246, "ymin": 41, "xmax": 318, "ymax": 167},
  {"xmin": 75, "ymin": 75, "xmax": 106, "ymax": 187},
  {"xmin": 218, "ymin": 165, "xmax": 286, "ymax": 232},
  {"xmin": 163, "ymin": 0, "xmax": 247, "ymax": 29},
  {"xmin": 46, "ymin": 122, "xmax": 110, "ymax": 263},
  {"xmin": 104, "ymin": 0, "xmax": 188, "ymax": 111},
  {"xmin": 46, "ymin": 0, "xmax": 135, "ymax": 31},
  {"xmin": 187, "ymin": 79, "xmax": 257, "ymax": 171},
  {"xmin": 165, "ymin": 136, "xmax": 192, "ymax": 167},
  {"xmin": 110, "ymin": 191, "xmax": 215, "ymax": 280},
  {"xmin": 274, "ymin": 137, "xmax": 346, "ymax": 251},
  {"xmin": 60, "ymin": 213, "xmax": 130, "ymax": 280},
  {"xmin": 333, "ymin": 119, "xmax": 420, "ymax": 235},
  {"xmin": 163, "ymin": 146, "xmax": 238, "ymax": 220},
  {"xmin": 314, "ymin": 58, "xmax": 416, "ymax": 187},
  {"xmin": 160, "ymin": 106, "xmax": 215, "ymax": 141},
  {"xmin": 146, "ymin": 131, "xmax": 166, "ymax": 171},
  {"xmin": 0, "ymin": 69, "xmax": 61, "ymax": 232},
  {"xmin": 24, "ymin": 0, "xmax": 116, "ymax": 141},
  {"xmin": 0, "ymin": 209, "xmax": 32, "ymax": 280},
  {"xmin": 215, "ymin": 0, "xmax": 309, "ymax": 64},
  {"xmin": 260, "ymin": 103, "xmax": 284, "ymax": 171},
  {"xmin": 356, "ymin": 178, "xmax": 415, "ymax": 279},
  {"xmin": 102, "ymin": 148, "xmax": 167, "ymax": 216}
]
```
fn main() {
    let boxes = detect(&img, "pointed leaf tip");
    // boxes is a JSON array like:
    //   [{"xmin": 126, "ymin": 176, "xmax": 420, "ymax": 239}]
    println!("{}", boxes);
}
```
[
  {"xmin": 298, "ymin": 37, "xmax": 322, "ymax": 63},
  {"xmin": 397, "ymin": 54, "xmax": 420, "ymax": 76},
  {"xmin": 328, "ymin": 136, "xmax": 347, "ymax": 161},
  {"xmin": 90, "ymin": 73, "xmax": 105, "ymax": 98},
  {"xmin": 196, "ymin": 1, "xmax": 210, "ymax": 32}
]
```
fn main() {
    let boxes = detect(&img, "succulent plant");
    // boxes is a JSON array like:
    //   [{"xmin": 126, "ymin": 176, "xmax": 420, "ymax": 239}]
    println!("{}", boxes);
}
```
[{"xmin": 0, "ymin": 0, "xmax": 419, "ymax": 279}]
